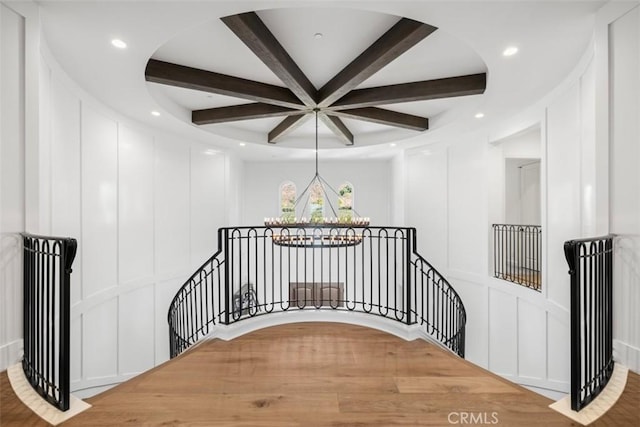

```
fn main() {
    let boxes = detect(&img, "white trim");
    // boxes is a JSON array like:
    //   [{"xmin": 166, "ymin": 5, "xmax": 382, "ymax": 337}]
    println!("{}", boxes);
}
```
[
  {"xmin": 613, "ymin": 339, "xmax": 640, "ymax": 374},
  {"xmin": 0, "ymin": 339, "xmax": 23, "ymax": 371},
  {"xmin": 206, "ymin": 311, "xmax": 436, "ymax": 344}
]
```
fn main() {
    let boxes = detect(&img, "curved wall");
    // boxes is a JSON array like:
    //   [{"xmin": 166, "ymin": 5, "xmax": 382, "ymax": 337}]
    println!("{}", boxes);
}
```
[
  {"xmin": 35, "ymin": 44, "xmax": 240, "ymax": 397},
  {"xmin": 401, "ymin": 50, "xmax": 594, "ymax": 399},
  {"xmin": 3, "ymin": 0, "xmax": 638, "ymax": 402},
  {"xmin": 399, "ymin": 2, "xmax": 640, "ymax": 398}
]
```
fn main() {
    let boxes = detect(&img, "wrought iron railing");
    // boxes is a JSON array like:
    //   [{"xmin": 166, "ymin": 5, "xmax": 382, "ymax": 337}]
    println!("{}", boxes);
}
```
[
  {"xmin": 492, "ymin": 224, "xmax": 542, "ymax": 290},
  {"xmin": 22, "ymin": 233, "xmax": 77, "ymax": 411},
  {"xmin": 168, "ymin": 226, "xmax": 466, "ymax": 359},
  {"xmin": 564, "ymin": 235, "xmax": 614, "ymax": 412}
]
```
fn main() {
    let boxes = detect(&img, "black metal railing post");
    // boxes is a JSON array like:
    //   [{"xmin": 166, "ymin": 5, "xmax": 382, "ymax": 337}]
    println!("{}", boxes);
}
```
[
  {"xmin": 21, "ymin": 233, "xmax": 77, "ymax": 412},
  {"xmin": 564, "ymin": 235, "xmax": 614, "ymax": 412},
  {"xmin": 564, "ymin": 240, "xmax": 581, "ymax": 411},
  {"xmin": 223, "ymin": 228, "xmax": 230, "ymax": 325}
]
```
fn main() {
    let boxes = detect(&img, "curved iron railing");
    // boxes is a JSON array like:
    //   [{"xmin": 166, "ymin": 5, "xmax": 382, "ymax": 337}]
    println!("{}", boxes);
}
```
[
  {"xmin": 168, "ymin": 226, "xmax": 466, "ymax": 359},
  {"xmin": 564, "ymin": 235, "xmax": 614, "ymax": 412},
  {"xmin": 22, "ymin": 233, "xmax": 77, "ymax": 411}
]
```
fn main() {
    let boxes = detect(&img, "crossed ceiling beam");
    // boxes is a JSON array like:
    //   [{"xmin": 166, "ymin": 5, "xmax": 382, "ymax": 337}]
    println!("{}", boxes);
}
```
[{"xmin": 145, "ymin": 11, "xmax": 487, "ymax": 145}]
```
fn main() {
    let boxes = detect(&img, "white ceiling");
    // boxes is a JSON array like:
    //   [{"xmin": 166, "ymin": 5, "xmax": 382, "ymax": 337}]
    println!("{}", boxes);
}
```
[{"xmin": 36, "ymin": 0, "xmax": 604, "ymax": 160}]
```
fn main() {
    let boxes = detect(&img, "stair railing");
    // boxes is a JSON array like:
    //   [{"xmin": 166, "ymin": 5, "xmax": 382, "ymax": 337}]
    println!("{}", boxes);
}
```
[
  {"xmin": 564, "ymin": 235, "xmax": 614, "ymax": 411},
  {"xmin": 21, "ymin": 233, "xmax": 77, "ymax": 411},
  {"xmin": 168, "ymin": 226, "xmax": 466, "ymax": 358}
]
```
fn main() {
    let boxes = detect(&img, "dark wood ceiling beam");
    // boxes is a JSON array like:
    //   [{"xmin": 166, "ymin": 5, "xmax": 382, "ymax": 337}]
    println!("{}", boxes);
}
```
[
  {"xmin": 221, "ymin": 12, "xmax": 317, "ymax": 107},
  {"xmin": 319, "ymin": 114, "xmax": 354, "ymax": 146},
  {"xmin": 192, "ymin": 103, "xmax": 305, "ymax": 125},
  {"xmin": 145, "ymin": 59, "xmax": 305, "ymax": 109},
  {"xmin": 268, "ymin": 114, "xmax": 312, "ymax": 144},
  {"xmin": 329, "ymin": 107, "xmax": 428, "ymax": 131},
  {"xmin": 317, "ymin": 18, "xmax": 437, "ymax": 108},
  {"xmin": 329, "ymin": 73, "xmax": 487, "ymax": 110}
]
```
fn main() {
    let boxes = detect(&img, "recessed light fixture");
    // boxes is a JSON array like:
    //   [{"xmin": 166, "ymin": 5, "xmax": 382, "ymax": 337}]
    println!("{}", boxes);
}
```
[
  {"xmin": 390, "ymin": 143, "xmax": 397, "ymax": 147},
  {"xmin": 239, "ymin": 142, "xmax": 246, "ymax": 147},
  {"xmin": 503, "ymin": 46, "xmax": 518, "ymax": 57},
  {"xmin": 314, "ymin": 32, "xmax": 323, "ymax": 39},
  {"xmin": 151, "ymin": 111, "xmax": 161, "ymax": 117},
  {"xmin": 111, "ymin": 39, "xmax": 127, "ymax": 49},
  {"xmin": 475, "ymin": 112, "xmax": 485, "ymax": 119}
]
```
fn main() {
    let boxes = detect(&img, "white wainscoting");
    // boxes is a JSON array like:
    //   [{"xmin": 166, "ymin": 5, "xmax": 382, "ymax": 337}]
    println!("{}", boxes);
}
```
[
  {"xmin": 39, "ymin": 46, "xmax": 232, "ymax": 396},
  {"xmin": 609, "ymin": 4, "xmax": 640, "ymax": 374},
  {"xmin": 401, "ymin": 45, "xmax": 598, "ymax": 396},
  {"xmin": 0, "ymin": 3, "xmax": 26, "ymax": 372}
]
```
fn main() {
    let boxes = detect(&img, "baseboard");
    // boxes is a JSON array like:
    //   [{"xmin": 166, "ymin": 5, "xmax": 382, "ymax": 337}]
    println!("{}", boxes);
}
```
[
  {"xmin": 0, "ymin": 339, "xmax": 22, "ymax": 371},
  {"xmin": 614, "ymin": 339, "xmax": 640, "ymax": 374},
  {"xmin": 206, "ymin": 311, "xmax": 424, "ymax": 342},
  {"xmin": 70, "ymin": 372, "xmax": 139, "ymax": 398},
  {"xmin": 498, "ymin": 373, "xmax": 570, "ymax": 399},
  {"xmin": 522, "ymin": 384, "xmax": 568, "ymax": 401}
]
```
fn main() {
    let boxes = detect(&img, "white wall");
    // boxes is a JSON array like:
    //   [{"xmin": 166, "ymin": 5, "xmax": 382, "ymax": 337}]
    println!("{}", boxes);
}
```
[
  {"xmin": 0, "ymin": 2, "xmax": 26, "ymax": 371},
  {"xmin": 36, "ymin": 45, "xmax": 235, "ymax": 396},
  {"xmin": 488, "ymin": 127, "xmax": 541, "ymax": 227},
  {"xmin": 390, "ymin": 153, "xmax": 405, "ymax": 226},
  {"xmin": 609, "ymin": 4, "xmax": 640, "ymax": 373},
  {"xmin": 400, "ymin": 2, "xmax": 640, "ymax": 397},
  {"xmin": 401, "ymin": 44, "xmax": 598, "ymax": 398},
  {"xmin": 242, "ymin": 160, "xmax": 392, "ymax": 226}
]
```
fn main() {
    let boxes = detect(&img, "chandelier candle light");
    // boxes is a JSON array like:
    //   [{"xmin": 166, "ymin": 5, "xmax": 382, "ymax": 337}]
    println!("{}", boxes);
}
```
[{"xmin": 264, "ymin": 110, "xmax": 370, "ymax": 247}]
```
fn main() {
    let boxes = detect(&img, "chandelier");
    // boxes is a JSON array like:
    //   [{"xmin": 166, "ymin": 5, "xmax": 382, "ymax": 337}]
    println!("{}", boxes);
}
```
[{"xmin": 264, "ymin": 110, "xmax": 369, "ymax": 247}]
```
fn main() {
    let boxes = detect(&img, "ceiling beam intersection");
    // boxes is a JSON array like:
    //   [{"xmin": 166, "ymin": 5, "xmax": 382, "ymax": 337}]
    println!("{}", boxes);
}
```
[{"xmin": 221, "ymin": 12, "xmax": 318, "ymax": 107}]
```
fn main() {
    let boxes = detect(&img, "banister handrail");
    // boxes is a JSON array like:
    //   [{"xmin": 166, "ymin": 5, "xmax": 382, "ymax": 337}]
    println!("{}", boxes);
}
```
[
  {"xmin": 21, "ymin": 232, "xmax": 77, "ymax": 411},
  {"xmin": 167, "ymin": 226, "xmax": 466, "ymax": 358}
]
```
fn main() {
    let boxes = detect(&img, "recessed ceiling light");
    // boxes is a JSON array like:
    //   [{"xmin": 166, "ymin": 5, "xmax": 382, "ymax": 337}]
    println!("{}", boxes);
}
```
[
  {"xmin": 151, "ymin": 111, "xmax": 161, "ymax": 117},
  {"xmin": 111, "ymin": 39, "xmax": 127, "ymax": 49},
  {"xmin": 314, "ymin": 33, "xmax": 323, "ymax": 39},
  {"xmin": 503, "ymin": 46, "xmax": 518, "ymax": 57},
  {"xmin": 389, "ymin": 143, "xmax": 397, "ymax": 147},
  {"xmin": 475, "ymin": 112, "xmax": 485, "ymax": 119},
  {"xmin": 239, "ymin": 143, "xmax": 246, "ymax": 147}
]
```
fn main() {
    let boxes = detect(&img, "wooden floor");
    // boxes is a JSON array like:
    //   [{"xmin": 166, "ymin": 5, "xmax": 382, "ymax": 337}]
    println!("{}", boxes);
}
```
[{"xmin": 1, "ymin": 323, "xmax": 638, "ymax": 426}]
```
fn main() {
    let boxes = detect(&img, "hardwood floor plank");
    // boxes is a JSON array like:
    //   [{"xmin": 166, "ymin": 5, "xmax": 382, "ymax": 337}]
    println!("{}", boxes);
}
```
[
  {"xmin": 395, "ymin": 376, "xmax": 520, "ymax": 394},
  {"xmin": 132, "ymin": 374, "xmax": 399, "ymax": 394},
  {"xmin": 1, "ymin": 323, "xmax": 637, "ymax": 426}
]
